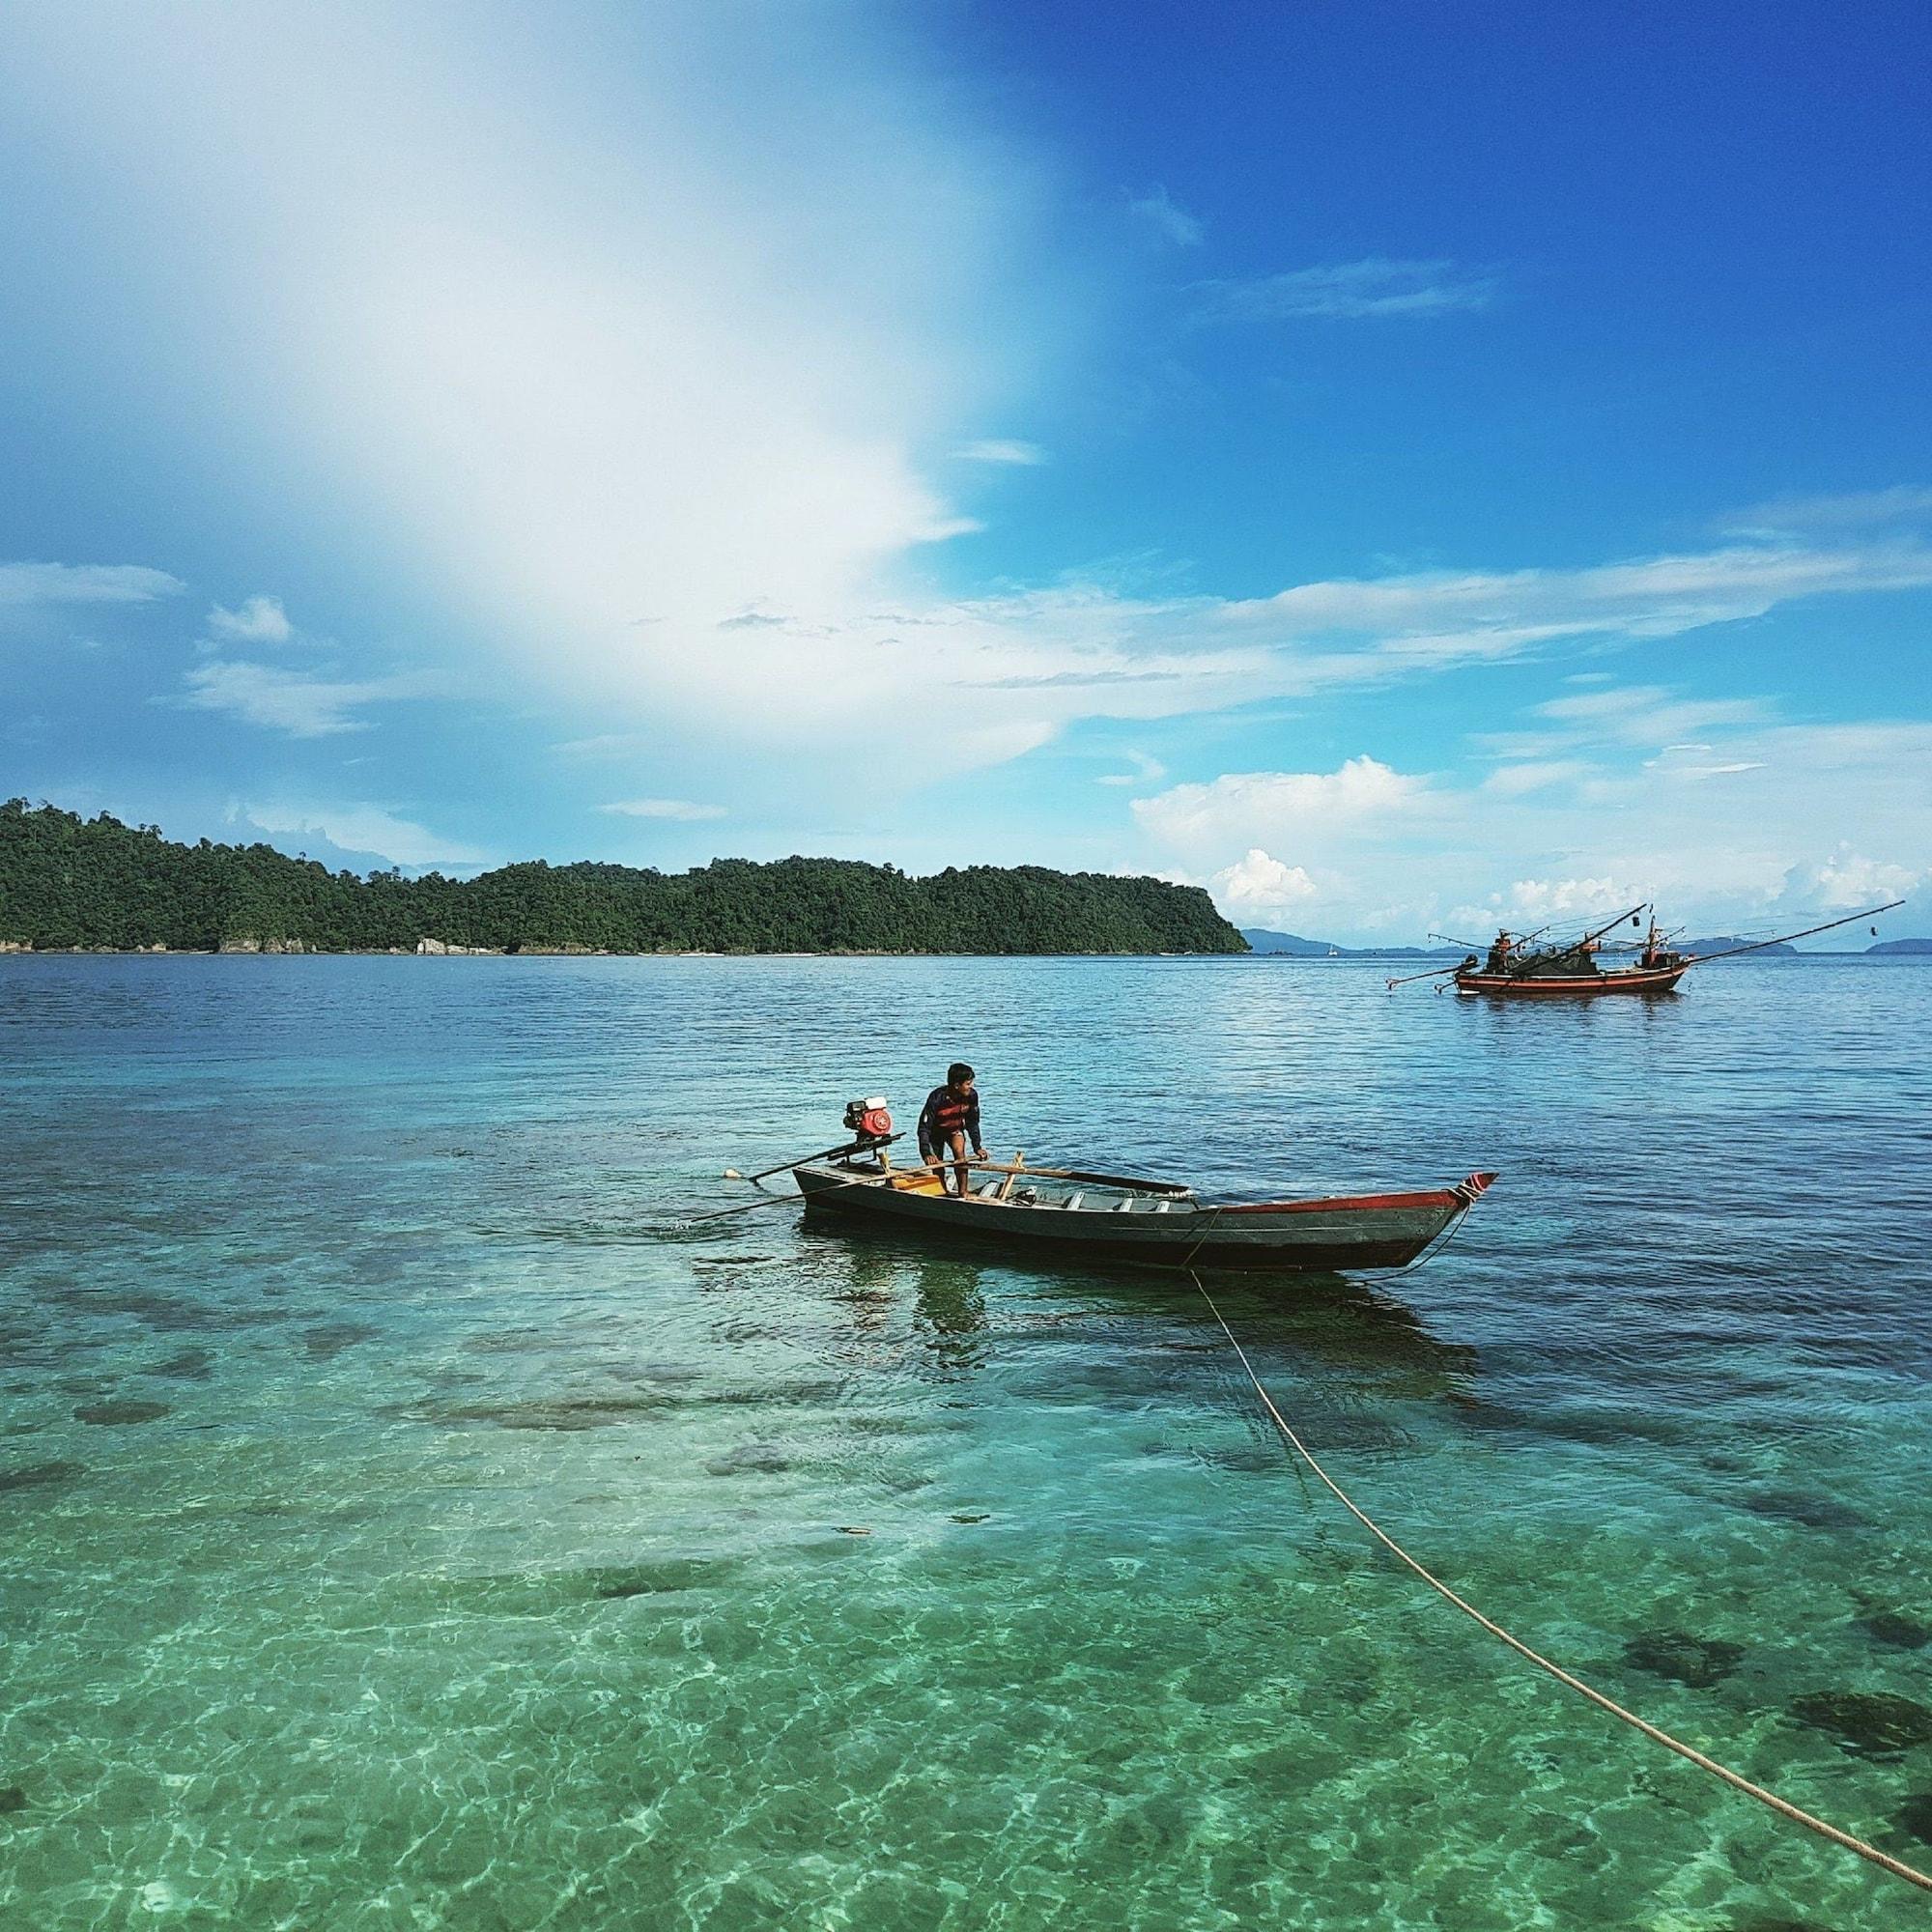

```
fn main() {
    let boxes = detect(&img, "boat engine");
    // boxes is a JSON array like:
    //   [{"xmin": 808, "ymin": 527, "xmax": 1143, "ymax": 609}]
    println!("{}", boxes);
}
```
[{"xmin": 842, "ymin": 1096, "xmax": 894, "ymax": 1145}]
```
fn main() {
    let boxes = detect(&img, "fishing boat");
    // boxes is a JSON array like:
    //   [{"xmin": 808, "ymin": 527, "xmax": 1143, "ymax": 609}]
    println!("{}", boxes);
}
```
[
  {"xmin": 1388, "ymin": 898, "xmax": 1903, "ymax": 1001},
  {"xmin": 792, "ymin": 1138, "xmax": 1496, "ymax": 1273}
]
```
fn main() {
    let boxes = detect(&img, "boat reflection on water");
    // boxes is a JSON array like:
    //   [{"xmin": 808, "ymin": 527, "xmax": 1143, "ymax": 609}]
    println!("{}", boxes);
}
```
[
  {"xmin": 813, "ymin": 1233, "xmax": 994, "ymax": 1373},
  {"xmin": 802, "ymin": 1214, "xmax": 1477, "ymax": 1399}
]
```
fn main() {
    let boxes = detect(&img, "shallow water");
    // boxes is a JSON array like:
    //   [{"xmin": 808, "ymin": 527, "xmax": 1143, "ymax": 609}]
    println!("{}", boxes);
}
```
[{"xmin": 1, "ymin": 953, "xmax": 1929, "ymax": 1929}]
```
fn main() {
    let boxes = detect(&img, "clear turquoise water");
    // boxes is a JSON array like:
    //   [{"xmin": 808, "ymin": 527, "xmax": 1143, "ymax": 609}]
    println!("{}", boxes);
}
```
[{"xmin": 2, "ymin": 954, "xmax": 1929, "ymax": 1930}]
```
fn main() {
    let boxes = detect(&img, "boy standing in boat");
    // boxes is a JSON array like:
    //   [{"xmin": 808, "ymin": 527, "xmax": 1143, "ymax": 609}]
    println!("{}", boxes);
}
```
[{"xmin": 919, "ymin": 1064, "xmax": 985, "ymax": 1196}]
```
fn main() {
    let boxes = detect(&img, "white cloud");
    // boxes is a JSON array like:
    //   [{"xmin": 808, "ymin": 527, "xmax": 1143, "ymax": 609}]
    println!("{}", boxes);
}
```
[
  {"xmin": 1133, "ymin": 755, "xmax": 1432, "ymax": 859},
  {"xmin": 0, "ymin": 3, "xmax": 1067, "ymax": 772},
  {"xmin": 1499, "ymin": 876, "xmax": 1643, "ymax": 921},
  {"xmin": 240, "ymin": 802, "xmax": 488, "ymax": 868},
  {"xmin": 0, "ymin": 561, "xmax": 185, "ymax": 606},
  {"xmin": 1130, "ymin": 692, "xmax": 1931, "ymax": 942},
  {"xmin": 596, "ymin": 798, "xmax": 726, "ymax": 821},
  {"xmin": 1481, "ymin": 760, "xmax": 1589, "ymax": 797},
  {"xmin": 207, "ymin": 594, "xmax": 293, "ymax": 643},
  {"xmin": 1720, "ymin": 485, "xmax": 1932, "ymax": 536},
  {"xmin": 1126, "ymin": 185, "xmax": 1203, "ymax": 246},
  {"xmin": 1095, "ymin": 749, "xmax": 1167, "ymax": 787},
  {"xmin": 9, "ymin": 11, "xmax": 1931, "ymax": 843},
  {"xmin": 1208, "ymin": 848, "xmax": 1318, "ymax": 919},
  {"xmin": 181, "ymin": 660, "xmax": 428, "ymax": 737},
  {"xmin": 1780, "ymin": 846, "xmax": 1924, "ymax": 911},
  {"xmin": 1222, "ymin": 543, "xmax": 1932, "ymax": 657},
  {"xmin": 1190, "ymin": 258, "xmax": 1496, "ymax": 323},
  {"xmin": 1535, "ymin": 684, "xmax": 1775, "ymax": 743},
  {"xmin": 953, "ymin": 439, "xmax": 1046, "ymax": 466},
  {"xmin": 1639, "ymin": 744, "xmax": 1766, "ymax": 779}
]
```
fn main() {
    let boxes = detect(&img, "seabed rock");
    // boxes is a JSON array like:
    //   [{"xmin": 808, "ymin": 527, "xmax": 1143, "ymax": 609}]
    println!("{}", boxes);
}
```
[
  {"xmin": 1789, "ymin": 1690, "xmax": 1932, "ymax": 1759},
  {"xmin": 72, "ymin": 1399, "xmax": 171, "ymax": 1425},
  {"xmin": 1895, "ymin": 1791, "xmax": 1932, "ymax": 1847},
  {"xmin": 0, "ymin": 1785, "xmax": 27, "ymax": 1814},
  {"xmin": 1742, "ymin": 1488, "xmax": 1870, "ymax": 1532},
  {"xmin": 301, "ymin": 1322, "xmax": 380, "ymax": 1360},
  {"xmin": 704, "ymin": 1440, "xmax": 793, "ymax": 1476},
  {"xmin": 147, "ymin": 1348, "xmax": 213, "ymax": 1380},
  {"xmin": 0, "ymin": 1460, "xmax": 83, "ymax": 1493},
  {"xmin": 1622, "ymin": 1629, "xmax": 1746, "ymax": 1689},
  {"xmin": 1855, "ymin": 1610, "xmax": 1930, "ymax": 1651}
]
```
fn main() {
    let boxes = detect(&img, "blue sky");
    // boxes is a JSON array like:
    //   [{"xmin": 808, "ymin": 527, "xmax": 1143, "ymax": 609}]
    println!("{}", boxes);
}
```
[{"xmin": 2, "ymin": 0, "xmax": 1927, "ymax": 940}]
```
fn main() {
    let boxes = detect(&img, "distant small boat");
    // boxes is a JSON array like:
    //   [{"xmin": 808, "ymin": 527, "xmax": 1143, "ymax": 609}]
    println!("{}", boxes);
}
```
[{"xmin": 794, "ymin": 1155, "xmax": 1495, "ymax": 1273}]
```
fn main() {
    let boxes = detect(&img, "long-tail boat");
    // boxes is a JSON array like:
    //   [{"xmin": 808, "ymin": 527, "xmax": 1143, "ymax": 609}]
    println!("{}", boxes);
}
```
[{"xmin": 789, "ymin": 1117, "xmax": 1495, "ymax": 1272}]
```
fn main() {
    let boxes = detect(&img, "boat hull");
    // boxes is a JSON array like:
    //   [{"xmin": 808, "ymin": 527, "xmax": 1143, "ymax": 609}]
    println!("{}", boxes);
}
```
[
  {"xmin": 1454, "ymin": 965, "xmax": 1688, "ymax": 998},
  {"xmin": 794, "ymin": 1163, "xmax": 1492, "ymax": 1272}
]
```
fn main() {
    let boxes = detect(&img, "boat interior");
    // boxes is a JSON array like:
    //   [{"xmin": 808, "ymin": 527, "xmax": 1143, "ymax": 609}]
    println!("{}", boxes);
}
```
[{"xmin": 836, "ymin": 1157, "xmax": 1200, "ymax": 1213}]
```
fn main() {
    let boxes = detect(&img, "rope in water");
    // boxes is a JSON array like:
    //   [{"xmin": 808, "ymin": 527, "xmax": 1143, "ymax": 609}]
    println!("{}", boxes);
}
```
[{"xmin": 1188, "ymin": 1273, "xmax": 1932, "ymax": 1896}]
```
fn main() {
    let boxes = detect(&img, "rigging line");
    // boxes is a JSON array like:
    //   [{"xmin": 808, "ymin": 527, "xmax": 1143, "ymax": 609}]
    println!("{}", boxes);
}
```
[
  {"xmin": 1187, "ymin": 1273, "xmax": 1932, "ymax": 1897},
  {"xmin": 1177, "ymin": 1204, "xmax": 1226, "ymax": 1272}
]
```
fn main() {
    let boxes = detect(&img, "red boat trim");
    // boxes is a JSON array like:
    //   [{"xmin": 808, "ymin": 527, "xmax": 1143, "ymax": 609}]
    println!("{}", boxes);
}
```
[
  {"xmin": 1455, "ymin": 966, "xmax": 1688, "ymax": 995},
  {"xmin": 1220, "ymin": 1189, "xmax": 1463, "ymax": 1215}
]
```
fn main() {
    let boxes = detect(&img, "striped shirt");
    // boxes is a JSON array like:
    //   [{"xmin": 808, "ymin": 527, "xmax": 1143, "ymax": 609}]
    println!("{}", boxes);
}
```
[{"xmin": 918, "ymin": 1084, "xmax": 981, "ymax": 1159}]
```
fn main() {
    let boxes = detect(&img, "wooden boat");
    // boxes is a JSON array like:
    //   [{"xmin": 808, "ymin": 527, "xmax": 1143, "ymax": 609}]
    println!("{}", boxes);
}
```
[
  {"xmin": 1432, "ymin": 899, "xmax": 1902, "ymax": 1002},
  {"xmin": 1454, "ymin": 959, "xmax": 1688, "ymax": 999},
  {"xmin": 793, "ymin": 1155, "xmax": 1496, "ymax": 1273}
]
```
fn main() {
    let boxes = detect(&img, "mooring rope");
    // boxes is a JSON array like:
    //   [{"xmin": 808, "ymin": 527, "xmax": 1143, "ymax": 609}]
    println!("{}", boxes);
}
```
[{"xmin": 1188, "ymin": 1274, "xmax": 1932, "ymax": 1896}]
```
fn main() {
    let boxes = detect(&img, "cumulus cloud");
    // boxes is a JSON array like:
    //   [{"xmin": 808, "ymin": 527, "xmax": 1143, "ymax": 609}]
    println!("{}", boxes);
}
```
[
  {"xmin": 596, "ymin": 798, "xmax": 726, "ymax": 821},
  {"xmin": 1780, "ymin": 846, "xmax": 1924, "ymax": 910},
  {"xmin": 0, "ymin": 561, "xmax": 185, "ymax": 606},
  {"xmin": 1190, "ymin": 258, "xmax": 1496, "ymax": 324},
  {"xmin": 1208, "ymin": 848, "xmax": 1318, "ymax": 919},
  {"xmin": 1133, "ymin": 691, "xmax": 1931, "ymax": 941},
  {"xmin": 1133, "ymin": 755, "xmax": 1432, "ymax": 860},
  {"xmin": 207, "ymin": 594, "xmax": 293, "ymax": 643}
]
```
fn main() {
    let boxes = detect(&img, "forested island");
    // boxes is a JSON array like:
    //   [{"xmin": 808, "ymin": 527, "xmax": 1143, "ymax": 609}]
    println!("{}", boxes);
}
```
[{"xmin": 0, "ymin": 800, "xmax": 1246, "ymax": 956}]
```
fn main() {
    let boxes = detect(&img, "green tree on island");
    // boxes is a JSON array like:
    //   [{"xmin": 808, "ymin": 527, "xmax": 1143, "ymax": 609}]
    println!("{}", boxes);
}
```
[{"xmin": 0, "ymin": 801, "xmax": 1248, "ymax": 956}]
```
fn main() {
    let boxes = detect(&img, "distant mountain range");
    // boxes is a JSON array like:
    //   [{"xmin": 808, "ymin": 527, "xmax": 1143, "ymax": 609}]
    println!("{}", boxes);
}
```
[
  {"xmin": 1869, "ymin": 936, "xmax": 1932, "ymax": 954},
  {"xmin": 1240, "ymin": 928, "xmax": 1463, "ymax": 958},
  {"xmin": 1679, "ymin": 937, "xmax": 1798, "ymax": 957}
]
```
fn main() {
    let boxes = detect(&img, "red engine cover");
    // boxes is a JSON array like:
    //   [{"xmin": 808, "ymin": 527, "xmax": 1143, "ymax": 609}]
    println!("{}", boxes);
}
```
[{"xmin": 857, "ymin": 1106, "xmax": 893, "ymax": 1139}]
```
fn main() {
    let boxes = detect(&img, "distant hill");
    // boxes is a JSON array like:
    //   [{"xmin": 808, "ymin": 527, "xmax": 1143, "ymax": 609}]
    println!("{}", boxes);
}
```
[
  {"xmin": 0, "ymin": 800, "xmax": 1248, "ymax": 956},
  {"xmin": 1679, "ymin": 937, "xmax": 1798, "ymax": 957},
  {"xmin": 1240, "ymin": 927, "xmax": 1463, "ymax": 959},
  {"xmin": 1868, "ymin": 937, "xmax": 1932, "ymax": 955}
]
